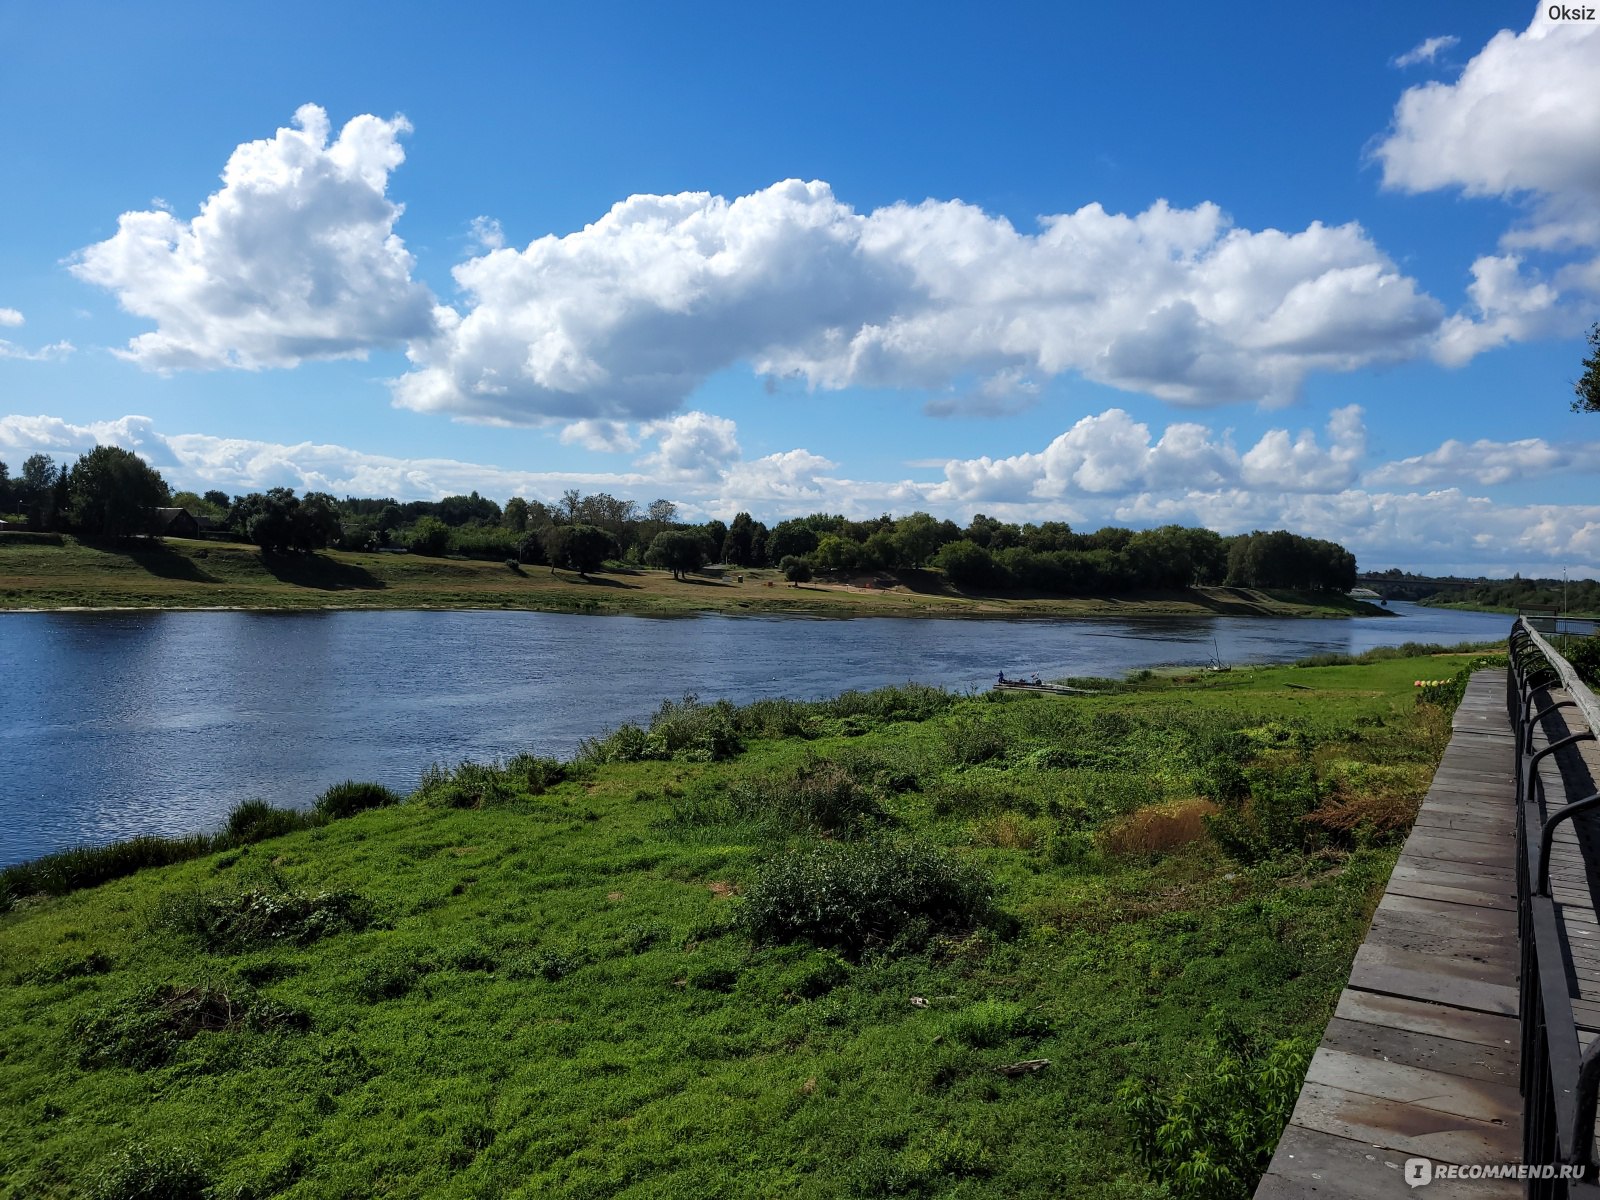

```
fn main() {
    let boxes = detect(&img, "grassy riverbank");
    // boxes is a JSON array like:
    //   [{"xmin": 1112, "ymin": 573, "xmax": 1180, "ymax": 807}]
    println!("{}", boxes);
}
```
[
  {"xmin": 0, "ymin": 535, "xmax": 1387, "ymax": 619},
  {"xmin": 0, "ymin": 650, "xmax": 1487, "ymax": 1198}
]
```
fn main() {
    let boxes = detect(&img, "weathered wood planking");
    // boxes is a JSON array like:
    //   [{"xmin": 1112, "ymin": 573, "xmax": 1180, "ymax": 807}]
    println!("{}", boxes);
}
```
[{"xmin": 1257, "ymin": 671, "xmax": 1524, "ymax": 1198}]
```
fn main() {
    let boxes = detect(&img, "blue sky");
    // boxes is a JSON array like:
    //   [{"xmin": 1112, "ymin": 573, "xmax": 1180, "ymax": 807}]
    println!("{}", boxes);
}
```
[{"xmin": 2, "ymin": 1, "xmax": 1598, "ymax": 575}]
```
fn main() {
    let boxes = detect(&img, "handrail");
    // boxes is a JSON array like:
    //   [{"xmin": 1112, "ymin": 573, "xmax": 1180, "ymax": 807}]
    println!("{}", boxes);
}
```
[
  {"xmin": 1517, "ymin": 621, "xmax": 1600, "ymax": 742},
  {"xmin": 1508, "ymin": 616, "xmax": 1600, "ymax": 1193}
]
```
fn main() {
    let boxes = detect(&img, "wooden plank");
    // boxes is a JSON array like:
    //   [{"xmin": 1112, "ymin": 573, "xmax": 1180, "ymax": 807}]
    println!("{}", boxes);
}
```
[
  {"xmin": 1320, "ymin": 1017, "xmax": 1518, "ymax": 1087},
  {"xmin": 1363, "ymin": 918, "xmax": 1510, "ymax": 960},
  {"xmin": 1258, "ymin": 1126, "xmax": 1518, "ymax": 1199},
  {"xmin": 1349, "ymin": 946, "xmax": 1518, "ymax": 1016},
  {"xmin": 1389, "ymin": 862, "xmax": 1516, "ymax": 892},
  {"xmin": 1288, "ymin": 1080, "xmax": 1522, "ymax": 1161},
  {"xmin": 1303, "ymin": 1048, "xmax": 1521, "ymax": 1124},
  {"xmin": 1384, "ymin": 877, "xmax": 1517, "ymax": 912},
  {"xmin": 1332, "ymin": 991, "xmax": 1518, "ymax": 1050},
  {"xmin": 1375, "ymin": 892, "xmax": 1517, "ymax": 931}
]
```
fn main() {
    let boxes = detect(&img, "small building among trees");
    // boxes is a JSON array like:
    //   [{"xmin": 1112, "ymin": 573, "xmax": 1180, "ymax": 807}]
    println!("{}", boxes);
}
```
[{"xmin": 149, "ymin": 507, "xmax": 200, "ymax": 538}]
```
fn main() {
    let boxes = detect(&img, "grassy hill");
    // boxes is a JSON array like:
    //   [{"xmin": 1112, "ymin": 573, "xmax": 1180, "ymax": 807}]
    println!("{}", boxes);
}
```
[{"xmin": 0, "ymin": 650, "xmax": 1487, "ymax": 1198}]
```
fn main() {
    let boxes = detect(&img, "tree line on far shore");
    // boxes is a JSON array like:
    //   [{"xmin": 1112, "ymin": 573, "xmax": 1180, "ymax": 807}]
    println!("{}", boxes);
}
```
[{"xmin": 0, "ymin": 449, "xmax": 1357, "ymax": 593}]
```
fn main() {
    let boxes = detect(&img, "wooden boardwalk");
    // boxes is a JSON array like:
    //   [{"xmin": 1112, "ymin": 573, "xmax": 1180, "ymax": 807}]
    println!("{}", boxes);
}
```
[{"xmin": 1257, "ymin": 670, "xmax": 1525, "ymax": 1198}]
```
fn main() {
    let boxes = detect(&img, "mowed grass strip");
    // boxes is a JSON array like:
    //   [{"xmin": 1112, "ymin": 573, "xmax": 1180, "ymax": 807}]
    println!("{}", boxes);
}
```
[{"xmin": 0, "ymin": 653, "xmax": 1481, "ymax": 1198}]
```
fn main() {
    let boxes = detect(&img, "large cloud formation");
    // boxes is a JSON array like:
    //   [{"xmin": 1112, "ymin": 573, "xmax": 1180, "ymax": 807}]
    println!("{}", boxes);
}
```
[
  {"xmin": 72, "ymin": 105, "xmax": 436, "ymax": 370},
  {"xmin": 396, "ymin": 184, "xmax": 1442, "ymax": 423},
  {"xmin": 7, "ymin": 408, "xmax": 1598, "ymax": 576},
  {"xmin": 1376, "ymin": 10, "xmax": 1600, "ymax": 363}
]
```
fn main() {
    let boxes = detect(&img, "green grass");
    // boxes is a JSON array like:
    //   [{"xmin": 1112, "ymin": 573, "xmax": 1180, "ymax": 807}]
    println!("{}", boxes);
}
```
[
  {"xmin": 0, "ymin": 653, "xmax": 1480, "ymax": 1198},
  {"xmin": 0, "ymin": 535, "xmax": 1389, "ymax": 620}
]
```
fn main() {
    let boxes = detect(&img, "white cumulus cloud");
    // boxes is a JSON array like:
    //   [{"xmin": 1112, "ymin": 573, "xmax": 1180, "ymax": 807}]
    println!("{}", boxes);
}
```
[
  {"xmin": 0, "ymin": 307, "xmax": 23, "ymax": 327},
  {"xmin": 1376, "ymin": 11, "xmax": 1600, "ymax": 360},
  {"xmin": 71, "ymin": 105, "xmax": 436, "ymax": 371},
  {"xmin": 636, "ymin": 411, "xmax": 742, "ymax": 481},
  {"xmin": 393, "ymin": 182, "xmax": 1442, "ymax": 423}
]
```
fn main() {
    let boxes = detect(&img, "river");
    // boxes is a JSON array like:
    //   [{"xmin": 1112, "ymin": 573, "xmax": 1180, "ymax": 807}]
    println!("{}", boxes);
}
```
[{"xmin": 0, "ymin": 602, "xmax": 1551, "ymax": 865}]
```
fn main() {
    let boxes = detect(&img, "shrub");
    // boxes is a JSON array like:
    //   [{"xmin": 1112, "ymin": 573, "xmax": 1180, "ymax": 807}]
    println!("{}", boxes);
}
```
[
  {"xmin": 314, "ymin": 780, "xmax": 402, "ymax": 819},
  {"xmin": 87, "ymin": 1141, "xmax": 212, "ymax": 1200},
  {"xmin": 726, "ymin": 757, "xmax": 885, "ymax": 836},
  {"xmin": 1, "ymin": 834, "xmax": 216, "ymax": 912},
  {"xmin": 942, "ymin": 716, "xmax": 1010, "ymax": 766},
  {"xmin": 414, "ymin": 761, "xmax": 516, "ymax": 807},
  {"xmin": 1120, "ymin": 1018, "xmax": 1310, "ymax": 1200},
  {"xmin": 1569, "ymin": 635, "xmax": 1600, "ymax": 687},
  {"xmin": 157, "ymin": 886, "xmax": 373, "ymax": 952},
  {"xmin": 818, "ymin": 683, "xmax": 953, "ymax": 725},
  {"xmin": 75, "ymin": 982, "xmax": 309, "ymax": 1069},
  {"xmin": 1204, "ymin": 766, "xmax": 1323, "ymax": 865},
  {"xmin": 579, "ymin": 696, "xmax": 742, "ymax": 763},
  {"xmin": 504, "ymin": 753, "xmax": 567, "ymax": 794},
  {"xmin": 222, "ymin": 799, "xmax": 318, "ymax": 845},
  {"xmin": 735, "ymin": 696, "xmax": 819, "ymax": 740},
  {"xmin": 739, "ymin": 835, "xmax": 994, "ymax": 957}
]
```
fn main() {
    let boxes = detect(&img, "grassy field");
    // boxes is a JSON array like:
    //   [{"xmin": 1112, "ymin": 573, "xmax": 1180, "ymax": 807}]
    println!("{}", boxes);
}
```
[
  {"xmin": 0, "ymin": 649, "xmax": 1489, "ymax": 1199},
  {"xmin": 0, "ymin": 534, "xmax": 1388, "ymax": 620}
]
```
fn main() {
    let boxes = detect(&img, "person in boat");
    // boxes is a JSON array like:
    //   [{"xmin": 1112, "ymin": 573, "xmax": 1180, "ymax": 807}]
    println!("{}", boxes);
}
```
[{"xmin": 997, "ymin": 671, "xmax": 1006, "ymax": 684}]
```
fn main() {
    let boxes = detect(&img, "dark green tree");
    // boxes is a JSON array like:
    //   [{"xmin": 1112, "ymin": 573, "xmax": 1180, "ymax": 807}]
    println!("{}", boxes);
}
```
[
  {"xmin": 722, "ymin": 511, "xmax": 762, "ymax": 566},
  {"xmin": 932, "ymin": 539, "xmax": 1004, "ymax": 589},
  {"xmin": 503, "ymin": 496, "xmax": 529, "ymax": 533},
  {"xmin": 780, "ymin": 556, "xmax": 812, "ymax": 586},
  {"xmin": 65, "ymin": 446, "xmax": 171, "ymax": 538},
  {"xmin": 1575, "ymin": 322, "xmax": 1600, "ymax": 413},
  {"xmin": 408, "ymin": 516, "xmax": 452, "ymax": 556},
  {"xmin": 645, "ymin": 529, "xmax": 714, "ymax": 579},
  {"xmin": 543, "ymin": 523, "xmax": 616, "ymax": 577}
]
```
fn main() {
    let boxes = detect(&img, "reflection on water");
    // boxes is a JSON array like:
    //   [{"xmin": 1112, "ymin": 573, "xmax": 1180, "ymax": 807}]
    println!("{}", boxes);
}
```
[{"xmin": 0, "ymin": 602, "xmax": 1545, "ymax": 864}]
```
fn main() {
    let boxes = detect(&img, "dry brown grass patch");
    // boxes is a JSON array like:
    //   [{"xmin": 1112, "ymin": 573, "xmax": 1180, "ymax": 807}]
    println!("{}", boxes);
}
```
[{"xmin": 1099, "ymin": 798, "xmax": 1218, "ymax": 857}]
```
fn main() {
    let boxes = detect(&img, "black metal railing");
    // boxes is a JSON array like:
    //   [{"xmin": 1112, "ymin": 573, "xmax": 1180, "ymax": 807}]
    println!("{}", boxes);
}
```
[{"xmin": 1509, "ymin": 617, "xmax": 1600, "ymax": 1196}]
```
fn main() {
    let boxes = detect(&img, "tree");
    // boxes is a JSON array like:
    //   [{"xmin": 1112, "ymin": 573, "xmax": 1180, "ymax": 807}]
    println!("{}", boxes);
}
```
[
  {"xmin": 932, "ymin": 540, "xmax": 1004, "ymax": 589},
  {"xmin": 65, "ymin": 446, "xmax": 171, "ymax": 538},
  {"xmin": 766, "ymin": 520, "xmax": 819, "ymax": 563},
  {"xmin": 0, "ymin": 459, "xmax": 10, "ymax": 511},
  {"xmin": 780, "ymin": 556, "xmax": 812, "ymax": 586},
  {"xmin": 645, "ymin": 529, "xmax": 713, "ymax": 579},
  {"xmin": 543, "ymin": 523, "xmax": 616, "ymax": 577},
  {"xmin": 503, "ymin": 496, "xmax": 529, "ymax": 533},
  {"xmin": 408, "ymin": 516, "xmax": 452, "ymax": 556},
  {"xmin": 646, "ymin": 499, "xmax": 678, "ymax": 524},
  {"xmin": 202, "ymin": 489, "xmax": 231, "ymax": 510},
  {"xmin": 1575, "ymin": 322, "xmax": 1600, "ymax": 413},
  {"xmin": 722, "ymin": 511, "xmax": 761, "ymax": 566}
]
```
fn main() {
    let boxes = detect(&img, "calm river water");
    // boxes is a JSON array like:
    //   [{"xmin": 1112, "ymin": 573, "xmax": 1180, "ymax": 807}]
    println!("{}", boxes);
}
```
[{"xmin": 0, "ymin": 602, "xmax": 1543, "ymax": 865}]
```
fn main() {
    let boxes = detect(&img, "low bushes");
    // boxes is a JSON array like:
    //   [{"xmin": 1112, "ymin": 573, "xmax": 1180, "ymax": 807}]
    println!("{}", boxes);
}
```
[
  {"xmin": 156, "ymin": 886, "xmax": 373, "ymax": 952},
  {"xmin": 579, "ymin": 695, "xmax": 743, "ymax": 764},
  {"xmin": 313, "ymin": 780, "xmax": 402, "ymax": 819},
  {"xmin": 1, "ymin": 784, "xmax": 400, "ymax": 912},
  {"xmin": 75, "ymin": 981, "xmax": 309, "ymax": 1069},
  {"xmin": 1, "ymin": 835, "xmax": 215, "ymax": 912},
  {"xmin": 1120, "ymin": 1018, "xmax": 1310, "ymax": 1200},
  {"xmin": 725, "ymin": 756, "xmax": 886, "ymax": 836},
  {"xmin": 739, "ymin": 835, "xmax": 994, "ymax": 957}
]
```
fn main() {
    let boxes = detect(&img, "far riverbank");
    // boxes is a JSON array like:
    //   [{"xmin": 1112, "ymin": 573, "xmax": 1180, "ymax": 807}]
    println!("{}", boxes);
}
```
[{"xmin": 0, "ymin": 535, "xmax": 1386, "ymax": 620}]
